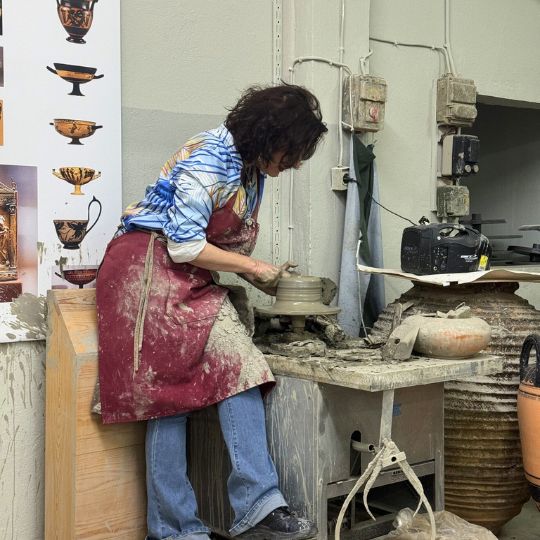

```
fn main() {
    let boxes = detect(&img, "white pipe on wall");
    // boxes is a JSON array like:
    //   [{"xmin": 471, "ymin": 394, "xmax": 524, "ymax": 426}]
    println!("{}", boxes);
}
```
[
  {"xmin": 338, "ymin": 0, "xmax": 346, "ymax": 166},
  {"xmin": 444, "ymin": 0, "xmax": 458, "ymax": 76},
  {"xmin": 288, "ymin": 58, "xmax": 353, "ymax": 261},
  {"xmin": 370, "ymin": 36, "xmax": 454, "ymax": 75}
]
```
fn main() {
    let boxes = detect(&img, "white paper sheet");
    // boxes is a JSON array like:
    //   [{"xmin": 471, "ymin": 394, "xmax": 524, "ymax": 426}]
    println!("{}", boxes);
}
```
[{"xmin": 357, "ymin": 264, "xmax": 540, "ymax": 287}]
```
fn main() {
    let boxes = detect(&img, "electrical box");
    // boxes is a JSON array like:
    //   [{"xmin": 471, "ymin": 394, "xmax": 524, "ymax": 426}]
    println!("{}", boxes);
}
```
[
  {"xmin": 331, "ymin": 166, "xmax": 349, "ymax": 191},
  {"xmin": 441, "ymin": 134, "xmax": 480, "ymax": 177},
  {"xmin": 436, "ymin": 185, "xmax": 470, "ymax": 219},
  {"xmin": 342, "ymin": 74, "xmax": 387, "ymax": 132},
  {"xmin": 436, "ymin": 74, "xmax": 477, "ymax": 127}
]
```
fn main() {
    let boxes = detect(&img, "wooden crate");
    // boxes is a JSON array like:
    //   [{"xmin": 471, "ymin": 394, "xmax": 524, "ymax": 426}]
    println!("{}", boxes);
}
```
[{"xmin": 45, "ymin": 289, "xmax": 147, "ymax": 540}]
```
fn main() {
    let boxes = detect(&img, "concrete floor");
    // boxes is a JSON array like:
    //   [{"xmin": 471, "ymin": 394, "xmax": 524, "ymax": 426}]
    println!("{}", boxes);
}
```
[{"xmin": 498, "ymin": 499, "xmax": 540, "ymax": 540}]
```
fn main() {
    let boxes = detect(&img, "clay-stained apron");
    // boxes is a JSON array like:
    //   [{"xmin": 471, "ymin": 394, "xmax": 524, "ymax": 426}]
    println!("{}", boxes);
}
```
[{"xmin": 96, "ymin": 193, "xmax": 274, "ymax": 424}]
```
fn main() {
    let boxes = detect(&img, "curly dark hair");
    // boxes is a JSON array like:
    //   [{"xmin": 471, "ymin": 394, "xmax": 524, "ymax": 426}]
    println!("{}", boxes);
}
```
[{"xmin": 224, "ymin": 84, "xmax": 328, "ymax": 173}]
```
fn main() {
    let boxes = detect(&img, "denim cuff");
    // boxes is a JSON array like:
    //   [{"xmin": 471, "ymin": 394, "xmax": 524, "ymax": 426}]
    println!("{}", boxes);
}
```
[
  {"xmin": 229, "ymin": 488, "xmax": 288, "ymax": 536},
  {"xmin": 146, "ymin": 531, "xmax": 211, "ymax": 540}
]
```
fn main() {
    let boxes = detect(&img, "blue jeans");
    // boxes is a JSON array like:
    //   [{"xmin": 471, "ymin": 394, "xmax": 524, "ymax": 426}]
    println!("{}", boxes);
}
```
[{"xmin": 145, "ymin": 387, "xmax": 287, "ymax": 540}]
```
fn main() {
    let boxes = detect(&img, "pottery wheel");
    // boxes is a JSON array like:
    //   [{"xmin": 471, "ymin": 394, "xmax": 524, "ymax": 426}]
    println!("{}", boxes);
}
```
[{"xmin": 256, "ymin": 275, "xmax": 340, "ymax": 331}]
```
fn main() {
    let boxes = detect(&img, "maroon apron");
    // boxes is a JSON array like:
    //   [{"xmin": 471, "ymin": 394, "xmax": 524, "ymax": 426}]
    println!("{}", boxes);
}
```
[{"xmin": 96, "ymin": 193, "xmax": 272, "ymax": 424}]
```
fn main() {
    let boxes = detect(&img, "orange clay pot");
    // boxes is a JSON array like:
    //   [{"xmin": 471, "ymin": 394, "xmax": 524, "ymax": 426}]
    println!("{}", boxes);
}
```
[{"xmin": 517, "ymin": 334, "xmax": 540, "ymax": 511}]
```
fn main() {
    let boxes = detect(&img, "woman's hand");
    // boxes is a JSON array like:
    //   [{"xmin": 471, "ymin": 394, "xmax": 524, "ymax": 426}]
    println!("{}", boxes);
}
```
[
  {"xmin": 190, "ymin": 245, "xmax": 297, "ymax": 296},
  {"xmin": 242, "ymin": 260, "xmax": 298, "ymax": 296}
]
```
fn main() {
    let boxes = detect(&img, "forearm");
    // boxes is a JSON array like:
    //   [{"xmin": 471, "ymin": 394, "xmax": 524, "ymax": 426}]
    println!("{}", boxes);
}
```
[{"xmin": 191, "ymin": 242, "xmax": 257, "ymax": 274}]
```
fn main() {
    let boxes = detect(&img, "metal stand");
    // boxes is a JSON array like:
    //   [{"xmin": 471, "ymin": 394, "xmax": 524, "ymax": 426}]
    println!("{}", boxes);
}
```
[{"xmin": 334, "ymin": 390, "xmax": 436, "ymax": 540}]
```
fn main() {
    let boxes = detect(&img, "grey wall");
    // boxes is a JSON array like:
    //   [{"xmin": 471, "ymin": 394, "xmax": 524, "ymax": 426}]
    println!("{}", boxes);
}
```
[
  {"xmin": 3, "ymin": 1, "xmax": 540, "ymax": 535},
  {"xmin": 121, "ymin": 0, "xmax": 369, "ymax": 304},
  {"xmin": 368, "ymin": 0, "xmax": 540, "ymax": 304}
]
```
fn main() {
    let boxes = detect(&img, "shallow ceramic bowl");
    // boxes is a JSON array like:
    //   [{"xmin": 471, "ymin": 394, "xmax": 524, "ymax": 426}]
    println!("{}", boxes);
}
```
[
  {"xmin": 59, "ymin": 265, "xmax": 98, "ymax": 287},
  {"xmin": 50, "ymin": 118, "xmax": 103, "ymax": 144},
  {"xmin": 52, "ymin": 118, "xmax": 98, "ymax": 138},
  {"xmin": 54, "ymin": 63, "xmax": 97, "ymax": 82},
  {"xmin": 52, "ymin": 167, "xmax": 101, "ymax": 195}
]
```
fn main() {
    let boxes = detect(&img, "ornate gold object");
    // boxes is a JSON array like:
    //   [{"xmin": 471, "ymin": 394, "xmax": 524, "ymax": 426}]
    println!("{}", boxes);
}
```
[{"xmin": 0, "ymin": 179, "xmax": 17, "ymax": 281}]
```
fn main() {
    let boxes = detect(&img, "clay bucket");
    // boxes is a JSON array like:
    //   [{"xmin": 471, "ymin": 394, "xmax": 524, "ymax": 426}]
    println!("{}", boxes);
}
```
[
  {"xmin": 517, "ymin": 334, "xmax": 540, "ymax": 511},
  {"xmin": 56, "ymin": 0, "xmax": 98, "ymax": 44},
  {"xmin": 53, "ymin": 196, "xmax": 102, "ymax": 249}
]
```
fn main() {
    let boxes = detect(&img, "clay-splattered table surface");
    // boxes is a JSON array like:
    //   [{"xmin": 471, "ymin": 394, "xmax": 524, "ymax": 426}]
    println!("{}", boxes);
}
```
[{"xmin": 264, "ymin": 352, "xmax": 503, "ymax": 392}]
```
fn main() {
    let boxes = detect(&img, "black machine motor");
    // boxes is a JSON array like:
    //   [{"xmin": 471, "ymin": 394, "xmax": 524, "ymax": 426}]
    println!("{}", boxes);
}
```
[{"xmin": 401, "ymin": 223, "xmax": 492, "ymax": 275}]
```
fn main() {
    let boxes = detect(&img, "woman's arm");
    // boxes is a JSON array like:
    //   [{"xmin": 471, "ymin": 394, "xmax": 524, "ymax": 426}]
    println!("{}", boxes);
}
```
[{"xmin": 191, "ymin": 243, "xmax": 283, "ymax": 284}]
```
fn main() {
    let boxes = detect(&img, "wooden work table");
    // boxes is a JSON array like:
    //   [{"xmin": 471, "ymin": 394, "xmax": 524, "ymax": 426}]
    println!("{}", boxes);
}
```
[
  {"xmin": 191, "ymin": 330, "xmax": 503, "ymax": 540},
  {"xmin": 264, "ymin": 351, "xmax": 502, "ymax": 392}
]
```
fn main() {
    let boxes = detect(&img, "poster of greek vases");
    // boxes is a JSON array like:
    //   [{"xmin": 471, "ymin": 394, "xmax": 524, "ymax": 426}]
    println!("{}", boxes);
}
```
[{"xmin": 0, "ymin": 0, "xmax": 121, "ymax": 342}]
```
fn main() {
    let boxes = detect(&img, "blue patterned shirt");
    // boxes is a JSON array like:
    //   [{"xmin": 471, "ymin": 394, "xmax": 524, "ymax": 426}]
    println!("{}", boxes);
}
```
[{"xmin": 121, "ymin": 125, "xmax": 264, "ymax": 243}]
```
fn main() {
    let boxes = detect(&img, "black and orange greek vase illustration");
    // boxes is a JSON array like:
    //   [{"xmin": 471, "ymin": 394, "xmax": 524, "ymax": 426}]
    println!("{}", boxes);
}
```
[
  {"xmin": 54, "ymin": 196, "xmax": 102, "ymax": 249},
  {"xmin": 55, "ymin": 265, "xmax": 99, "ymax": 288},
  {"xmin": 56, "ymin": 0, "xmax": 98, "ymax": 44},
  {"xmin": 47, "ymin": 63, "xmax": 104, "ymax": 96},
  {"xmin": 52, "ymin": 167, "xmax": 101, "ymax": 195},
  {"xmin": 50, "ymin": 118, "xmax": 103, "ymax": 145}
]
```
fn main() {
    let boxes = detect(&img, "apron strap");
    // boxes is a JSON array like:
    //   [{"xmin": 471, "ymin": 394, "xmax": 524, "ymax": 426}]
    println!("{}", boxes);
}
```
[{"xmin": 133, "ymin": 231, "xmax": 157, "ymax": 374}]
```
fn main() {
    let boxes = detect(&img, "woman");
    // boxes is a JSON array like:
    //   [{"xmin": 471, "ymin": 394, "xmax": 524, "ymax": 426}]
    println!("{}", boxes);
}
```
[{"xmin": 97, "ymin": 84, "xmax": 327, "ymax": 540}]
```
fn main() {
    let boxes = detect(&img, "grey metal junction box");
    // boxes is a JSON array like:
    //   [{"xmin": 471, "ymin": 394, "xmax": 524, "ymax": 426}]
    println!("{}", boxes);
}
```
[{"xmin": 436, "ymin": 74, "xmax": 477, "ymax": 127}]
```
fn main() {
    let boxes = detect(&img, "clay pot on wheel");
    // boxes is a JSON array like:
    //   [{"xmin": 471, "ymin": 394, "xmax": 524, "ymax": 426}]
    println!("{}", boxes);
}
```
[
  {"xmin": 517, "ymin": 334, "xmax": 540, "ymax": 511},
  {"xmin": 56, "ymin": 0, "xmax": 98, "ymax": 44}
]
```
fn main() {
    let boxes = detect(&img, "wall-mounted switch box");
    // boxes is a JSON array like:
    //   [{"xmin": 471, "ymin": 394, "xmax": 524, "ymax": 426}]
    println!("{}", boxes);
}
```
[
  {"xmin": 441, "ymin": 134, "xmax": 480, "ymax": 177},
  {"xmin": 436, "ymin": 74, "xmax": 477, "ymax": 127},
  {"xmin": 331, "ymin": 166, "xmax": 349, "ymax": 191},
  {"xmin": 343, "ymin": 75, "xmax": 387, "ymax": 132},
  {"xmin": 436, "ymin": 185, "xmax": 470, "ymax": 219}
]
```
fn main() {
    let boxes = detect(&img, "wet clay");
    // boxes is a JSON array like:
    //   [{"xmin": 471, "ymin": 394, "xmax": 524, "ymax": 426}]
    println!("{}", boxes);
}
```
[{"xmin": 256, "ymin": 275, "xmax": 340, "ymax": 318}]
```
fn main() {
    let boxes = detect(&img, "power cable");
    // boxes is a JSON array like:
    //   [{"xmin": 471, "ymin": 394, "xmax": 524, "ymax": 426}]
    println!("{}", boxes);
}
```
[{"xmin": 343, "ymin": 174, "xmax": 417, "ymax": 226}]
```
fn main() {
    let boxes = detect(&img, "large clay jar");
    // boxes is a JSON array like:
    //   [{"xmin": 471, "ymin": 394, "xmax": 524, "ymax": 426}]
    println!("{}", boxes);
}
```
[
  {"xmin": 517, "ymin": 334, "xmax": 540, "ymax": 511},
  {"xmin": 56, "ymin": 0, "xmax": 98, "ymax": 44},
  {"xmin": 371, "ymin": 282, "xmax": 540, "ymax": 534}
]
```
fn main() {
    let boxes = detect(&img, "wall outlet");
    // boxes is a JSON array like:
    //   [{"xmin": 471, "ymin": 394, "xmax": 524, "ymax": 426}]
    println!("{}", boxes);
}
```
[{"xmin": 331, "ymin": 166, "xmax": 349, "ymax": 191}]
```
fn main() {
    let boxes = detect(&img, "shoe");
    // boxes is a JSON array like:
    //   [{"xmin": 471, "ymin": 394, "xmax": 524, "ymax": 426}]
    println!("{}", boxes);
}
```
[{"xmin": 239, "ymin": 507, "xmax": 318, "ymax": 539}]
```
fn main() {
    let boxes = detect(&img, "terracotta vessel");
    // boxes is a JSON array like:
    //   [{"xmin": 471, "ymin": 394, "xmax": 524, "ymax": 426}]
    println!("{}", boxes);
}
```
[
  {"xmin": 55, "ymin": 265, "xmax": 98, "ymax": 288},
  {"xmin": 56, "ymin": 0, "xmax": 98, "ymax": 44},
  {"xmin": 52, "ymin": 167, "xmax": 101, "ymax": 195},
  {"xmin": 47, "ymin": 63, "xmax": 103, "ymax": 96},
  {"xmin": 371, "ymin": 282, "xmax": 539, "ymax": 534},
  {"xmin": 411, "ymin": 315, "xmax": 491, "ymax": 358},
  {"xmin": 54, "ymin": 196, "xmax": 102, "ymax": 249},
  {"xmin": 517, "ymin": 334, "xmax": 540, "ymax": 511},
  {"xmin": 50, "ymin": 118, "xmax": 102, "ymax": 145}
]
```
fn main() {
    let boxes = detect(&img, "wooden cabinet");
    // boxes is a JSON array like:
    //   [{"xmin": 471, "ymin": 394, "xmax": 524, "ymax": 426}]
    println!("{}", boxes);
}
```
[{"xmin": 45, "ymin": 289, "xmax": 147, "ymax": 539}]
